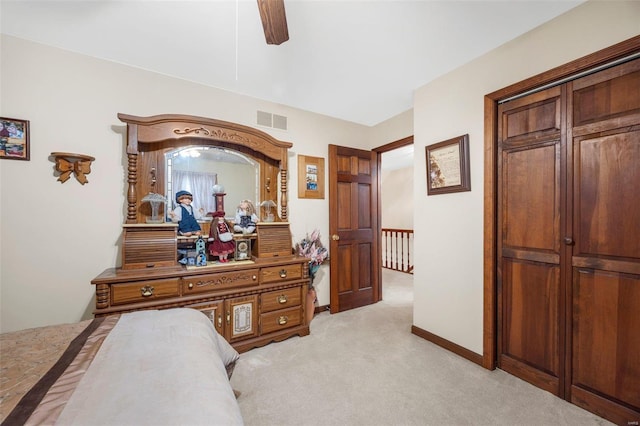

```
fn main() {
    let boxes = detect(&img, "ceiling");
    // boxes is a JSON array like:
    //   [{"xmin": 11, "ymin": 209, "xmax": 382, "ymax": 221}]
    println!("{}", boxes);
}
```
[{"xmin": 1, "ymin": 0, "xmax": 585, "ymax": 127}]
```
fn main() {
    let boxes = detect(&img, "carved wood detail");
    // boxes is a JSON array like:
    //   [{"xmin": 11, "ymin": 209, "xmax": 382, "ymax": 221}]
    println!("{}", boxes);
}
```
[
  {"xmin": 95, "ymin": 283, "xmax": 109, "ymax": 309},
  {"xmin": 117, "ymin": 113, "xmax": 292, "ymax": 222},
  {"xmin": 126, "ymin": 153, "xmax": 138, "ymax": 223}
]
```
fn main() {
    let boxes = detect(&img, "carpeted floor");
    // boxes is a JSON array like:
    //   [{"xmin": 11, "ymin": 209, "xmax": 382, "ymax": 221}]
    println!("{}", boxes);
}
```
[{"xmin": 230, "ymin": 269, "xmax": 612, "ymax": 426}]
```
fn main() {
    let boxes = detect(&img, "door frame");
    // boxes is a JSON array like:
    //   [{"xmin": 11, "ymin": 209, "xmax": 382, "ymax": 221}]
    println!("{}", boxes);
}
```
[
  {"xmin": 372, "ymin": 135, "xmax": 414, "ymax": 303},
  {"xmin": 482, "ymin": 36, "xmax": 640, "ymax": 370}
]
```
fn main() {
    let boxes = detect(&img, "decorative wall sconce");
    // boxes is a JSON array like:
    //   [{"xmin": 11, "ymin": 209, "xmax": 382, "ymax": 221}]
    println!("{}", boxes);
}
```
[{"xmin": 51, "ymin": 152, "xmax": 95, "ymax": 185}]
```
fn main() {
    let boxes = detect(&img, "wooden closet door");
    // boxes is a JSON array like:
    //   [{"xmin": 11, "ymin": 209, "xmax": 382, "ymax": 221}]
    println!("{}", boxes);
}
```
[
  {"xmin": 497, "ymin": 58, "xmax": 640, "ymax": 424},
  {"xmin": 497, "ymin": 86, "xmax": 567, "ymax": 397},
  {"xmin": 567, "ymin": 59, "xmax": 640, "ymax": 424}
]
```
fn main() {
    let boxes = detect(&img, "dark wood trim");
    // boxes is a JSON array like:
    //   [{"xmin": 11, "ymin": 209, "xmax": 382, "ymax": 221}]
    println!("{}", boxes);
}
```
[
  {"xmin": 483, "ymin": 36, "xmax": 640, "ymax": 371},
  {"xmin": 315, "ymin": 304, "xmax": 329, "ymax": 314},
  {"xmin": 482, "ymin": 95, "xmax": 498, "ymax": 370},
  {"xmin": 412, "ymin": 325, "xmax": 483, "ymax": 366},
  {"xmin": 487, "ymin": 35, "xmax": 640, "ymax": 102},
  {"xmin": 373, "ymin": 135, "xmax": 414, "ymax": 154}
]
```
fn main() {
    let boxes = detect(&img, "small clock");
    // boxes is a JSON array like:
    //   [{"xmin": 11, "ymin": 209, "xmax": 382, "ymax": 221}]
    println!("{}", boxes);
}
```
[{"xmin": 235, "ymin": 239, "xmax": 251, "ymax": 261}]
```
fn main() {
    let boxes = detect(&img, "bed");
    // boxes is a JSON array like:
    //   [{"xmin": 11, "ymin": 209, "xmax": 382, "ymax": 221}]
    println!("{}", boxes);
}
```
[{"xmin": 1, "ymin": 308, "xmax": 243, "ymax": 425}]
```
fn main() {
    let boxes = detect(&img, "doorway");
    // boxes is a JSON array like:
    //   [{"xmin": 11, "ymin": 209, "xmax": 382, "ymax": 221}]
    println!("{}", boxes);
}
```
[{"xmin": 376, "ymin": 136, "xmax": 414, "ymax": 302}]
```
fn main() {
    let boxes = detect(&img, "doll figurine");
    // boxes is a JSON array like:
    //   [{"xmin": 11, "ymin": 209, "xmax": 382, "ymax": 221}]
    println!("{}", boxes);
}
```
[
  {"xmin": 209, "ymin": 211, "xmax": 235, "ymax": 262},
  {"xmin": 169, "ymin": 190, "xmax": 205, "ymax": 236},
  {"xmin": 234, "ymin": 199, "xmax": 259, "ymax": 234}
]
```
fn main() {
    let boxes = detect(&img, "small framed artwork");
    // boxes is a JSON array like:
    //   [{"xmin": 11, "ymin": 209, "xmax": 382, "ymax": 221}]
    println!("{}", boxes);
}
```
[
  {"xmin": 426, "ymin": 134, "xmax": 471, "ymax": 195},
  {"xmin": 0, "ymin": 117, "xmax": 30, "ymax": 161},
  {"xmin": 298, "ymin": 155, "xmax": 325, "ymax": 199}
]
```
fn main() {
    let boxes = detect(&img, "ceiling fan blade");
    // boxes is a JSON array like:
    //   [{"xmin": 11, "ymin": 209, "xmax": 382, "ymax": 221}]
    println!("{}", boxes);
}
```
[{"xmin": 257, "ymin": 0, "xmax": 289, "ymax": 45}]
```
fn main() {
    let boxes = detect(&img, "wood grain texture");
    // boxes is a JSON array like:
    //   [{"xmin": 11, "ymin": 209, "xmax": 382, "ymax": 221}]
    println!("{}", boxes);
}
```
[{"xmin": 257, "ymin": 0, "xmax": 289, "ymax": 45}]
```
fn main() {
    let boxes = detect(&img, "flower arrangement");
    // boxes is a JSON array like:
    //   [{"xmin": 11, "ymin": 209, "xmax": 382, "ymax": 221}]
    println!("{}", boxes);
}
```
[{"xmin": 295, "ymin": 229, "xmax": 328, "ymax": 288}]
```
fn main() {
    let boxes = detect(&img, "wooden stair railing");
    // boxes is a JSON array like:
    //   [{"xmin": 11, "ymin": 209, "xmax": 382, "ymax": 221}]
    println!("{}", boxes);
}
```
[{"xmin": 381, "ymin": 228, "xmax": 414, "ymax": 274}]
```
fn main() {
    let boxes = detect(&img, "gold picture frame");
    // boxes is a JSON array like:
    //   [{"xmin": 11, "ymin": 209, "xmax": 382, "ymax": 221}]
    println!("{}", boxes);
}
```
[
  {"xmin": 426, "ymin": 134, "xmax": 471, "ymax": 195},
  {"xmin": 298, "ymin": 155, "xmax": 325, "ymax": 199}
]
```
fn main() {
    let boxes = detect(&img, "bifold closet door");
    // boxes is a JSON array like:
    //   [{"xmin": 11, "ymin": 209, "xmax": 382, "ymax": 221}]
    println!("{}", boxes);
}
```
[
  {"xmin": 497, "ymin": 58, "xmax": 640, "ymax": 424},
  {"xmin": 497, "ymin": 85, "xmax": 567, "ymax": 397},
  {"xmin": 567, "ymin": 58, "xmax": 640, "ymax": 424}
]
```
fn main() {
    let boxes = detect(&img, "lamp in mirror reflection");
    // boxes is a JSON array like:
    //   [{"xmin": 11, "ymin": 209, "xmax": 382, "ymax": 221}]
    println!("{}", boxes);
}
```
[
  {"xmin": 260, "ymin": 200, "xmax": 277, "ymax": 222},
  {"xmin": 141, "ymin": 192, "xmax": 167, "ymax": 223}
]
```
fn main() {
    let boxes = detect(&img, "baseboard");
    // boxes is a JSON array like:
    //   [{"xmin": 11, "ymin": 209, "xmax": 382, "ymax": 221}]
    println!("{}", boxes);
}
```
[
  {"xmin": 411, "ymin": 325, "xmax": 484, "ymax": 367},
  {"xmin": 315, "ymin": 304, "xmax": 329, "ymax": 314}
]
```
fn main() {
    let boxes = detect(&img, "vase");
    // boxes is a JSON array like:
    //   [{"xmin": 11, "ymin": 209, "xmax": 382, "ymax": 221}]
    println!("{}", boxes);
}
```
[
  {"xmin": 309, "ymin": 264, "xmax": 320, "ymax": 278},
  {"xmin": 306, "ymin": 287, "xmax": 317, "ymax": 323}
]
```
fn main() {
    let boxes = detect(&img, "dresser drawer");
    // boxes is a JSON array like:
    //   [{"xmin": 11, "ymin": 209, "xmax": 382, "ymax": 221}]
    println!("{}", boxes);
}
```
[
  {"xmin": 183, "ymin": 269, "xmax": 259, "ymax": 294},
  {"xmin": 261, "ymin": 287, "xmax": 302, "ymax": 313},
  {"xmin": 260, "ymin": 263, "xmax": 302, "ymax": 284},
  {"xmin": 111, "ymin": 278, "xmax": 180, "ymax": 305},
  {"xmin": 260, "ymin": 306, "xmax": 301, "ymax": 335}
]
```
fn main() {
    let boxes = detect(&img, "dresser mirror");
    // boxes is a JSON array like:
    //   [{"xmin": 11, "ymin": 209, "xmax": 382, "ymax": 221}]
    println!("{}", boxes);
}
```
[
  {"xmin": 165, "ymin": 146, "xmax": 260, "ymax": 217},
  {"xmin": 117, "ymin": 113, "xmax": 293, "ymax": 224}
]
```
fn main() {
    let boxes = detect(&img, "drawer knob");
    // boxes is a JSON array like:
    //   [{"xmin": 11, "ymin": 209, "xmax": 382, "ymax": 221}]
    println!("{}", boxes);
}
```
[
  {"xmin": 140, "ymin": 285, "xmax": 154, "ymax": 297},
  {"xmin": 279, "ymin": 269, "xmax": 287, "ymax": 278},
  {"xmin": 278, "ymin": 315, "xmax": 288, "ymax": 325},
  {"xmin": 278, "ymin": 295, "xmax": 288, "ymax": 304},
  {"xmin": 252, "ymin": 275, "xmax": 257, "ymax": 280},
  {"xmin": 188, "ymin": 282, "xmax": 194, "ymax": 289}
]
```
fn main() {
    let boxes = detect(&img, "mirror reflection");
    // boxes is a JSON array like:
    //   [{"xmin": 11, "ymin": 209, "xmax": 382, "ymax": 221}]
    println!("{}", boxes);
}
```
[{"xmin": 165, "ymin": 146, "xmax": 259, "ymax": 219}]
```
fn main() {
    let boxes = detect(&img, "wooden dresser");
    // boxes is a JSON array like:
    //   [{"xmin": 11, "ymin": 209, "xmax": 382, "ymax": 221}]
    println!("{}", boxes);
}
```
[
  {"xmin": 92, "ymin": 113, "xmax": 311, "ymax": 353},
  {"xmin": 92, "ymin": 254, "xmax": 310, "ymax": 353}
]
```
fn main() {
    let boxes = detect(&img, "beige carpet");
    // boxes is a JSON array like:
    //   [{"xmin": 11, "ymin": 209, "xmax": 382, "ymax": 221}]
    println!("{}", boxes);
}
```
[{"xmin": 230, "ymin": 269, "xmax": 612, "ymax": 426}]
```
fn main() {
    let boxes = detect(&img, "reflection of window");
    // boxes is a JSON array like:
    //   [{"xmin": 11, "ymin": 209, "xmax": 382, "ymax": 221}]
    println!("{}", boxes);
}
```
[
  {"xmin": 165, "ymin": 146, "xmax": 261, "ymax": 215},
  {"xmin": 172, "ymin": 170, "xmax": 217, "ymax": 213}
]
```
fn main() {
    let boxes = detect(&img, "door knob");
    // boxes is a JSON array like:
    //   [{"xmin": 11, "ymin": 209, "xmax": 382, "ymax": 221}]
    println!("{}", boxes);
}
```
[
  {"xmin": 332, "ymin": 234, "xmax": 340, "ymax": 241},
  {"xmin": 563, "ymin": 237, "xmax": 574, "ymax": 245}
]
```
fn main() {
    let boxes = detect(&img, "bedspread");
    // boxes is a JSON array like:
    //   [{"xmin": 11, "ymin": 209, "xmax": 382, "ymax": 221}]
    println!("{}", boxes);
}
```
[
  {"xmin": 1, "ymin": 308, "xmax": 242, "ymax": 425},
  {"xmin": 0, "ymin": 318, "xmax": 94, "ymax": 422}
]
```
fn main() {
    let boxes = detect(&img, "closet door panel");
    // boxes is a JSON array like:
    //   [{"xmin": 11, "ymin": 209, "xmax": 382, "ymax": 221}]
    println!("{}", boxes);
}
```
[
  {"xmin": 572, "ymin": 270, "xmax": 640, "ymax": 420},
  {"xmin": 502, "ymin": 143, "xmax": 559, "ymax": 252},
  {"xmin": 568, "ymin": 59, "xmax": 640, "ymax": 424},
  {"xmin": 497, "ymin": 86, "xmax": 565, "ymax": 397},
  {"xmin": 574, "ymin": 130, "xmax": 640, "ymax": 260},
  {"xmin": 572, "ymin": 60, "xmax": 640, "ymax": 127},
  {"xmin": 501, "ymin": 259, "xmax": 560, "ymax": 393}
]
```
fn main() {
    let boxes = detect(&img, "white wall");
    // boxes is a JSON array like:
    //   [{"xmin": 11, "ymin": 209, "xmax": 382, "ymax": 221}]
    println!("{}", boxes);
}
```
[
  {"xmin": 381, "ymin": 167, "xmax": 413, "ymax": 230},
  {"xmin": 369, "ymin": 109, "xmax": 413, "ymax": 148},
  {"xmin": 0, "ymin": 35, "xmax": 378, "ymax": 332},
  {"xmin": 412, "ymin": 0, "xmax": 640, "ymax": 354}
]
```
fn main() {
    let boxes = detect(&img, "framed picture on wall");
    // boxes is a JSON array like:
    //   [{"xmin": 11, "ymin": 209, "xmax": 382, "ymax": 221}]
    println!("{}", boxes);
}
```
[
  {"xmin": 425, "ymin": 134, "xmax": 471, "ymax": 195},
  {"xmin": 298, "ymin": 155, "xmax": 325, "ymax": 199},
  {"xmin": 0, "ymin": 117, "xmax": 30, "ymax": 161}
]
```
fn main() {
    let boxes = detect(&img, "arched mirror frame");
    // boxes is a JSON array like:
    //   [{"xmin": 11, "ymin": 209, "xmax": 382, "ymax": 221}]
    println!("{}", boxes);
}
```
[{"xmin": 117, "ymin": 113, "xmax": 292, "ymax": 224}]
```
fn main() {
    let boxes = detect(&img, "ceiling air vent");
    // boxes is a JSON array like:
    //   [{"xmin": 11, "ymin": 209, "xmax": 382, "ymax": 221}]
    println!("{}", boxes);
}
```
[{"xmin": 257, "ymin": 111, "xmax": 288, "ymax": 131}]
